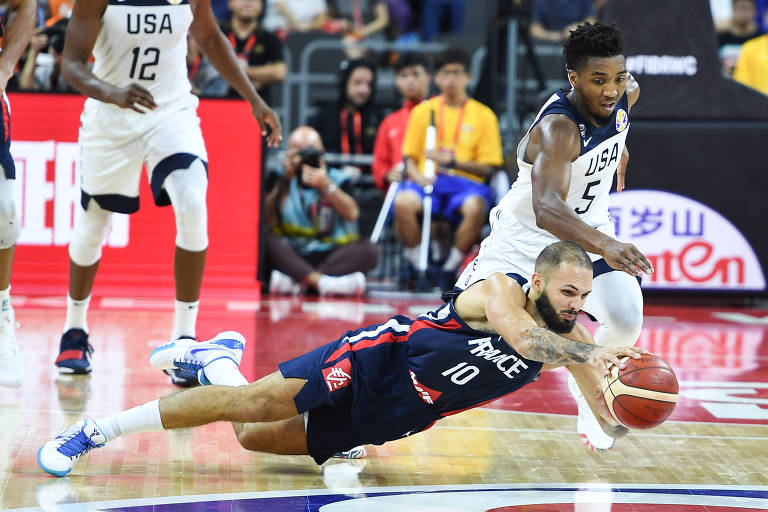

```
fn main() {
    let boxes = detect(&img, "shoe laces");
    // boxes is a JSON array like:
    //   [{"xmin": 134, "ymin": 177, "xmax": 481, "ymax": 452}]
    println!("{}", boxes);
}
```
[{"xmin": 56, "ymin": 428, "xmax": 101, "ymax": 459}]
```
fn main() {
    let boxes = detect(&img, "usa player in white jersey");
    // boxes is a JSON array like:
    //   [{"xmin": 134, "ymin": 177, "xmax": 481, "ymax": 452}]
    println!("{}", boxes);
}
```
[
  {"xmin": 53, "ymin": 0, "xmax": 281, "ymax": 386},
  {"xmin": 0, "ymin": 0, "xmax": 35, "ymax": 387},
  {"xmin": 457, "ymin": 22, "xmax": 654, "ymax": 451}
]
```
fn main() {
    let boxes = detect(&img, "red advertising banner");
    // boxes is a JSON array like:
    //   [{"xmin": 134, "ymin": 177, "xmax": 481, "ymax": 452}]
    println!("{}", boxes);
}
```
[{"xmin": 8, "ymin": 92, "xmax": 262, "ymax": 299}]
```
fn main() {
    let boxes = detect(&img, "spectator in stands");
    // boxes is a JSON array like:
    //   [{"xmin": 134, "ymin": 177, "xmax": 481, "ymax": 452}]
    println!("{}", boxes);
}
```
[
  {"xmin": 307, "ymin": 57, "xmax": 384, "ymax": 237},
  {"xmin": 529, "ymin": 0, "xmax": 595, "ymax": 43},
  {"xmin": 264, "ymin": 126, "xmax": 379, "ymax": 296},
  {"xmin": 307, "ymin": 56, "xmax": 383, "ymax": 178},
  {"xmin": 262, "ymin": 0, "xmax": 329, "ymax": 39},
  {"xmin": 371, "ymin": 52, "xmax": 431, "ymax": 191},
  {"xmin": 420, "ymin": 0, "xmax": 464, "ymax": 42},
  {"xmin": 717, "ymin": 0, "xmax": 764, "ymax": 75},
  {"xmin": 219, "ymin": 0, "xmax": 286, "ymax": 101},
  {"xmin": 395, "ymin": 47, "xmax": 502, "ymax": 278},
  {"xmin": 18, "ymin": 23, "xmax": 74, "ymax": 92},
  {"xmin": 733, "ymin": 33, "xmax": 768, "ymax": 94},
  {"xmin": 327, "ymin": 0, "xmax": 389, "ymax": 56}
]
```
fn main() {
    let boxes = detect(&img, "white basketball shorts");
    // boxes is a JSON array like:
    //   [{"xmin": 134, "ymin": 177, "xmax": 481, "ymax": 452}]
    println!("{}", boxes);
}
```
[{"xmin": 78, "ymin": 94, "xmax": 208, "ymax": 213}]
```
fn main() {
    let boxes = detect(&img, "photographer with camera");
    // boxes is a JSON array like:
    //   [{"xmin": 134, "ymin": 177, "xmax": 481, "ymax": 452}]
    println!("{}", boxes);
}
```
[{"xmin": 264, "ymin": 126, "xmax": 379, "ymax": 296}]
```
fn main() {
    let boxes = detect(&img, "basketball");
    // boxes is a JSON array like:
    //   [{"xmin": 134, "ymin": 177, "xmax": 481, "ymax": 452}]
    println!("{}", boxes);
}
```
[{"xmin": 602, "ymin": 353, "xmax": 679, "ymax": 429}]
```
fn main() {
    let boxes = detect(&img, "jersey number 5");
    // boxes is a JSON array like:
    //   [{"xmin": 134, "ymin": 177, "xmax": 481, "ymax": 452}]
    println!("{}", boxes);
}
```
[
  {"xmin": 574, "ymin": 180, "xmax": 600, "ymax": 214},
  {"xmin": 129, "ymin": 47, "xmax": 160, "ymax": 81}
]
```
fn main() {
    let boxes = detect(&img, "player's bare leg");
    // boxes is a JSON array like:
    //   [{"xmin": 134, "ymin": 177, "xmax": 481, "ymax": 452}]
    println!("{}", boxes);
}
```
[
  {"xmin": 233, "ymin": 415, "xmax": 309, "ymax": 455},
  {"xmin": 174, "ymin": 247, "xmax": 206, "ymax": 303},
  {"xmin": 394, "ymin": 190, "xmax": 422, "ymax": 248}
]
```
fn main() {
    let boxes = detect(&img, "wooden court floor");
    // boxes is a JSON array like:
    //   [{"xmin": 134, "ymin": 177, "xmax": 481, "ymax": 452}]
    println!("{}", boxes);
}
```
[{"xmin": 1, "ymin": 295, "xmax": 766, "ymax": 511}]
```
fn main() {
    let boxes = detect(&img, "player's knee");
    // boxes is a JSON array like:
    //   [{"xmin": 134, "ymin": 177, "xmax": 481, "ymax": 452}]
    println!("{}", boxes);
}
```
[
  {"xmin": 171, "ymin": 185, "xmax": 208, "ymax": 252},
  {"xmin": 0, "ymin": 196, "xmax": 20, "ymax": 249},
  {"xmin": 69, "ymin": 203, "xmax": 113, "ymax": 266},
  {"xmin": 601, "ymin": 293, "xmax": 643, "ymax": 345}
]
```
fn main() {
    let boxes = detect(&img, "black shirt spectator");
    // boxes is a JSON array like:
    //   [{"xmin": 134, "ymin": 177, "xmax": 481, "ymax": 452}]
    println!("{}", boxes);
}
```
[
  {"xmin": 307, "ymin": 57, "xmax": 383, "ymax": 178},
  {"xmin": 219, "ymin": 0, "xmax": 286, "ymax": 101}
]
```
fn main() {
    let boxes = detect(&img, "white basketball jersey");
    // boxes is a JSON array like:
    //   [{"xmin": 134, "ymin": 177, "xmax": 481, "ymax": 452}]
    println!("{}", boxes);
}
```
[
  {"xmin": 495, "ymin": 89, "xmax": 630, "ymax": 234},
  {"xmin": 91, "ymin": 0, "xmax": 193, "ymax": 108}
]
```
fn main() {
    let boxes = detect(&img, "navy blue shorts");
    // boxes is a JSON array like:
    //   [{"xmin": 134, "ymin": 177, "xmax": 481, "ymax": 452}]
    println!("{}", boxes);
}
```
[
  {"xmin": 278, "ymin": 317, "xmax": 442, "ymax": 464},
  {"xmin": 399, "ymin": 174, "xmax": 491, "ymax": 224}
]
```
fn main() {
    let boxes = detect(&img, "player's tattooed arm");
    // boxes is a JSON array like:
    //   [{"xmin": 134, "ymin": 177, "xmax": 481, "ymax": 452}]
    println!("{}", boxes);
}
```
[{"xmin": 519, "ymin": 327, "xmax": 644, "ymax": 373}]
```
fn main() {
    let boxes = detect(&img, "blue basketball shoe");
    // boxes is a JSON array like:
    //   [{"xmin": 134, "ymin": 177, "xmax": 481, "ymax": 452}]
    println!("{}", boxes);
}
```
[
  {"xmin": 163, "ymin": 336, "xmax": 200, "ymax": 388},
  {"xmin": 55, "ymin": 329, "xmax": 93, "ymax": 374},
  {"xmin": 38, "ymin": 420, "xmax": 106, "ymax": 477},
  {"xmin": 150, "ymin": 331, "xmax": 246, "ymax": 386}
]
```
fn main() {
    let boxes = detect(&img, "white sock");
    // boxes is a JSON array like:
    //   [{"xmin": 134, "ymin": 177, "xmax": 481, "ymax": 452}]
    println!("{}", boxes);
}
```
[
  {"xmin": 442, "ymin": 246, "xmax": 465, "ymax": 271},
  {"xmin": 95, "ymin": 399, "xmax": 163, "ymax": 443},
  {"xmin": 0, "ymin": 286, "xmax": 12, "ymax": 319},
  {"xmin": 203, "ymin": 358, "xmax": 248, "ymax": 386},
  {"xmin": 403, "ymin": 246, "xmax": 420, "ymax": 267},
  {"xmin": 172, "ymin": 300, "xmax": 199, "ymax": 340},
  {"xmin": 64, "ymin": 293, "xmax": 90, "ymax": 333}
]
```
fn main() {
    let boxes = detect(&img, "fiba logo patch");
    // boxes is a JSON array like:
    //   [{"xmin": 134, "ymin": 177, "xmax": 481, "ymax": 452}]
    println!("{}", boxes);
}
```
[
  {"xmin": 322, "ymin": 358, "xmax": 353, "ymax": 392},
  {"xmin": 167, "ymin": 0, "xmax": 183, "ymax": 4},
  {"xmin": 615, "ymin": 108, "xmax": 628, "ymax": 132}
]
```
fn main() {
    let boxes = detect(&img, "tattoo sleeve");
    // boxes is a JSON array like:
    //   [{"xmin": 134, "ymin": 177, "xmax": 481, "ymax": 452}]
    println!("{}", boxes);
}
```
[{"xmin": 519, "ymin": 327, "xmax": 596, "ymax": 364}]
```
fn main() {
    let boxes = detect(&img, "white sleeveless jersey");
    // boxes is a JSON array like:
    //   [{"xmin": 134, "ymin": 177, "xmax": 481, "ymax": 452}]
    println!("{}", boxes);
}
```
[
  {"xmin": 91, "ymin": 0, "xmax": 193, "ymax": 108},
  {"xmin": 494, "ymin": 89, "xmax": 630, "ymax": 235}
]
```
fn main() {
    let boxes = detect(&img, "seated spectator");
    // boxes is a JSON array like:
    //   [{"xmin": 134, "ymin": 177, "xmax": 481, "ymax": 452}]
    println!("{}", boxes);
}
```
[
  {"xmin": 371, "ymin": 52, "xmax": 431, "ymax": 191},
  {"xmin": 420, "ymin": 0, "xmax": 464, "ymax": 42},
  {"xmin": 19, "ymin": 23, "xmax": 74, "ymax": 92},
  {"xmin": 529, "ymin": 0, "xmax": 595, "ymax": 43},
  {"xmin": 307, "ymin": 57, "xmax": 385, "ymax": 237},
  {"xmin": 718, "ymin": 0, "xmax": 764, "ymax": 75},
  {"xmin": 262, "ymin": 0, "xmax": 329, "ymax": 38},
  {"xmin": 326, "ymin": 0, "xmax": 389, "ymax": 57},
  {"xmin": 307, "ymin": 56, "xmax": 383, "ymax": 179},
  {"xmin": 733, "ymin": 33, "xmax": 768, "ymax": 94},
  {"xmin": 219, "ymin": 0, "xmax": 286, "ymax": 101},
  {"xmin": 395, "ymin": 47, "xmax": 502, "ymax": 278},
  {"xmin": 264, "ymin": 126, "xmax": 379, "ymax": 296}
]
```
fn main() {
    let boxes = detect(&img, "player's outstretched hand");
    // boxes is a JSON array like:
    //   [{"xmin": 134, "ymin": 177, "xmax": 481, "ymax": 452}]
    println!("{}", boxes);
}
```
[
  {"xmin": 603, "ymin": 240, "xmax": 654, "ymax": 276},
  {"xmin": 252, "ymin": 103, "xmax": 283, "ymax": 148},
  {"xmin": 586, "ymin": 345, "xmax": 648, "ymax": 376},
  {"xmin": 110, "ymin": 83, "xmax": 157, "ymax": 113}
]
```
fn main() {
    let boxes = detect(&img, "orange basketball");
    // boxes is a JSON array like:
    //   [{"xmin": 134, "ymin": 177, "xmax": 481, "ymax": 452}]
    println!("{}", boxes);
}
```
[{"xmin": 602, "ymin": 353, "xmax": 679, "ymax": 429}]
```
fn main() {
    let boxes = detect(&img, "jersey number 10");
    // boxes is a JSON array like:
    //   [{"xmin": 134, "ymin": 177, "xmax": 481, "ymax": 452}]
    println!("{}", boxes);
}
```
[{"xmin": 129, "ymin": 46, "xmax": 160, "ymax": 80}]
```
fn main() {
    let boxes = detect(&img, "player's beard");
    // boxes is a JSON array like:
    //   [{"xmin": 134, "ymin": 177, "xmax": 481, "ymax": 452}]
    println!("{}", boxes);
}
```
[{"xmin": 535, "ymin": 291, "xmax": 577, "ymax": 334}]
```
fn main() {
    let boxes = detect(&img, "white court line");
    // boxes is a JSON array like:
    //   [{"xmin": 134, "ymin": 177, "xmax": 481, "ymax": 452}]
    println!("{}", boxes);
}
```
[
  {"xmin": 9, "ymin": 483, "xmax": 767, "ymax": 512},
  {"xmin": 431, "ymin": 424, "xmax": 768, "ymax": 441}
]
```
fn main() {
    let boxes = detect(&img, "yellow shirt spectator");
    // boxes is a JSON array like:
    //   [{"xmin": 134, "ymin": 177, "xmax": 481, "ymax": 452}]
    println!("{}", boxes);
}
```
[
  {"xmin": 733, "ymin": 34, "xmax": 768, "ymax": 94},
  {"xmin": 402, "ymin": 96, "xmax": 503, "ymax": 183}
]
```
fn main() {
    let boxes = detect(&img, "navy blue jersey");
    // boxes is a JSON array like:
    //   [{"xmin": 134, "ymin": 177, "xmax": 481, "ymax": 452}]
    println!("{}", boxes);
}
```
[{"xmin": 407, "ymin": 300, "xmax": 543, "ymax": 417}]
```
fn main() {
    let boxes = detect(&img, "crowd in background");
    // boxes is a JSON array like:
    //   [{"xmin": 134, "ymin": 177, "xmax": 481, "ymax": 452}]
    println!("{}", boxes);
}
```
[{"xmin": 2, "ymin": 0, "xmax": 768, "ymax": 296}]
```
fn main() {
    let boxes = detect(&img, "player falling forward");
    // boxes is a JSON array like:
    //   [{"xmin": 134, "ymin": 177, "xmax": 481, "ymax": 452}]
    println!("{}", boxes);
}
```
[
  {"xmin": 53, "ymin": 0, "xmax": 281, "ymax": 386},
  {"xmin": 39, "ymin": 241, "xmax": 646, "ymax": 477},
  {"xmin": 456, "ymin": 22, "xmax": 653, "ymax": 451}
]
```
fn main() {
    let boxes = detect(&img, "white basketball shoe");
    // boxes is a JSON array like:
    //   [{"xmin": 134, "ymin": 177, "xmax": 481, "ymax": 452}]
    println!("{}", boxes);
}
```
[
  {"xmin": 568, "ymin": 372, "xmax": 615, "ymax": 451},
  {"xmin": 150, "ymin": 331, "xmax": 246, "ymax": 386},
  {"xmin": 38, "ymin": 420, "xmax": 106, "ymax": 477}
]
